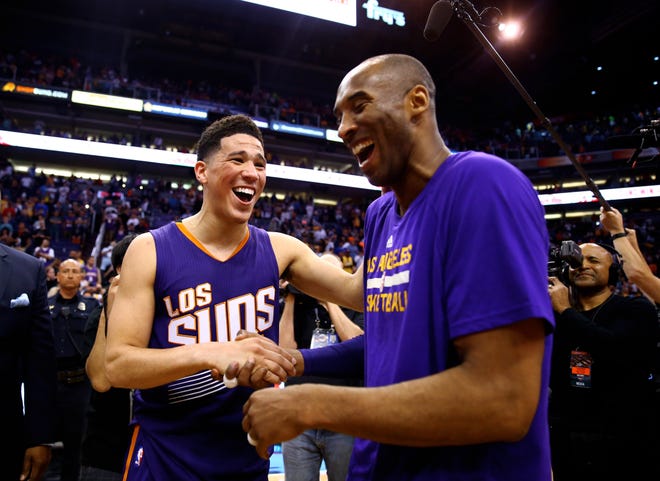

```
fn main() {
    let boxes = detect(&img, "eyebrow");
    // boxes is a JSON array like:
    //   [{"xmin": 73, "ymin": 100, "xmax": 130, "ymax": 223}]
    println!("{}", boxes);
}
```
[{"xmin": 225, "ymin": 150, "xmax": 267, "ymax": 163}]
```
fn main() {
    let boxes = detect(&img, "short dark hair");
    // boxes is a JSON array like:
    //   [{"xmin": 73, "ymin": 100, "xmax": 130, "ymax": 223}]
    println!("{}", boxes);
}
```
[
  {"xmin": 112, "ymin": 233, "xmax": 138, "ymax": 269},
  {"xmin": 196, "ymin": 114, "xmax": 264, "ymax": 163}
]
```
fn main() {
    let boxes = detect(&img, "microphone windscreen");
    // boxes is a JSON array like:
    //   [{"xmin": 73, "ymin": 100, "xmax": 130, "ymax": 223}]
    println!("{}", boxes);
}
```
[{"xmin": 424, "ymin": 0, "xmax": 454, "ymax": 42}]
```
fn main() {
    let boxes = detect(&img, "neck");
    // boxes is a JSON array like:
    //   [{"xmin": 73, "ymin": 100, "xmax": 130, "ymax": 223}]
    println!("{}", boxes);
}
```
[
  {"xmin": 182, "ymin": 213, "xmax": 249, "ymax": 260},
  {"xmin": 59, "ymin": 288, "xmax": 78, "ymax": 300},
  {"xmin": 578, "ymin": 287, "xmax": 613, "ymax": 311},
  {"xmin": 394, "ymin": 140, "xmax": 451, "ymax": 216}
]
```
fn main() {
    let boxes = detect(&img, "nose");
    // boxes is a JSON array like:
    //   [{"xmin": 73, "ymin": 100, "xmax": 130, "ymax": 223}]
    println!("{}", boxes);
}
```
[
  {"xmin": 241, "ymin": 161, "xmax": 260, "ymax": 179},
  {"xmin": 576, "ymin": 260, "xmax": 592, "ymax": 273},
  {"xmin": 337, "ymin": 113, "xmax": 356, "ymax": 143}
]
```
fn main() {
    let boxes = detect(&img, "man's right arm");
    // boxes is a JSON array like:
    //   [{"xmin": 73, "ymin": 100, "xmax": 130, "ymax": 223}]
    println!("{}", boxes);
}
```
[
  {"xmin": 105, "ymin": 234, "xmax": 296, "ymax": 390},
  {"xmin": 269, "ymin": 232, "xmax": 364, "ymax": 312},
  {"xmin": 86, "ymin": 310, "xmax": 111, "ymax": 392}
]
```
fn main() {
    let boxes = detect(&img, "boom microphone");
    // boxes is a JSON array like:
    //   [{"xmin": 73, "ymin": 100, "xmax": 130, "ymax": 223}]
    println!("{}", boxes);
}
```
[
  {"xmin": 424, "ymin": 0, "xmax": 454, "ymax": 42},
  {"xmin": 421, "ymin": 0, "xmax": 613, "ymax": 210}
]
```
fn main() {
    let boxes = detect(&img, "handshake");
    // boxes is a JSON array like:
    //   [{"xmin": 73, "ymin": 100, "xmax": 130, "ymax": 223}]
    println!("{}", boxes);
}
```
[{"xmin": 216, "ymin": 329, "xmax": 302, "ymax": 390}]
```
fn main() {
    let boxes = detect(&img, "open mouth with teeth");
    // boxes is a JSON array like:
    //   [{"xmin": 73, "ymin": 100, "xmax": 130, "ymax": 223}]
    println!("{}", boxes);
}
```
[
  {"xmin": 353, "ymin": 141, "xmax": 375, "ymax": 164},
  {"xmin": 233, "ymin": 187, "xmax": 255, "ymax": 203}
]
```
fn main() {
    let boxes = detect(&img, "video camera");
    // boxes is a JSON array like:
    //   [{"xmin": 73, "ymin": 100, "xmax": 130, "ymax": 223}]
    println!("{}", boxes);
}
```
[{"xmin": 548, "ymin": 240, "xmax": 583, "ymax": 285}]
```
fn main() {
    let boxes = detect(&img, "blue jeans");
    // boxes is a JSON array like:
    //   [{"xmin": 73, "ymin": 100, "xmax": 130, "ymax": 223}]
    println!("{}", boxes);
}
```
[{"xmin": 282, "ymin": 429, "xmax": 354, "ymax": 481}]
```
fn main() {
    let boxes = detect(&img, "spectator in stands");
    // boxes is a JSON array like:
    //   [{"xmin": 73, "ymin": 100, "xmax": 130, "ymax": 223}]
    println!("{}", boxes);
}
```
[
  {"xmin": 34, "ymin": 197, "xmax": 49, "ymax": 218},
  {"xmin": 338, "ymin": 248, "xmax": 354, "ymax": 274},
  {"xmin": 48, "ymin": 208, "xmax": 63, "ymax": 242},
  {"xmin": 125, "ymin": 209, "xmax": 140, "ymax": 231},
  {"xmin": 0, "ymin": 225, "xmax": 13, "ymax": 246},
  {"xmin": 13, "ymin": 220, "xmax": 33, "ymax": 252},
  {"xmin": 33, "ymin": 237, "xmax": 55, "ymax": 265},
  {"xmin": 0, "ymin": 213, "xmax": 14, "ymax": 235},
  {"xmin": 45, "ymin": 264, "xmax": 58, "ymax": 292},
  {"xmin": 33, "ymin": 213, "xmax": 47, "ymax": 237},
  {"xmin": 67, "ymin": 248, "xmax": 81, "ymax": 264},
  {"xmin": 63, "ymin": 209, "xmax": 77, "ymax": 241},
  {"xmin": 82, "ymin": 255, "xmax": 103, "ymax": 299},
  {"xmin": 99, "ymin": 240, "xmax": 116, "ymax": 274}
]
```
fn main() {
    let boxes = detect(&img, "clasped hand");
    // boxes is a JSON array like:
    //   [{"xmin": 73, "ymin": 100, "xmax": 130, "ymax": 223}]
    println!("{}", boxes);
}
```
[
  {"xmin": 219, "ymin": 330, "xmax": 297, "ymax": 389},
  {"xmin": 548, "ymin": 276, "xmax": 571, "ymax": 313}
]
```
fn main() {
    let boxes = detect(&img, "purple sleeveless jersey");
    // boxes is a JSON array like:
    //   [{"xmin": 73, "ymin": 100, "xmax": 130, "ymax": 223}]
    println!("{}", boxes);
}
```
[
  {"xmin": 123, "ymin": 222, "xmax": 279, "ymax": 481},
  {"xmin": 349, "ymin": 151, "xmax": 555, "ymax": 481}
]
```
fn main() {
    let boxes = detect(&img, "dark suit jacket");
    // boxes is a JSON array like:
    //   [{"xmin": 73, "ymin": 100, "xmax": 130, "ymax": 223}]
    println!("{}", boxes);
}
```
[{"xmin": 0, "ymin": 244, "xmax": 57, "ymax": 474}]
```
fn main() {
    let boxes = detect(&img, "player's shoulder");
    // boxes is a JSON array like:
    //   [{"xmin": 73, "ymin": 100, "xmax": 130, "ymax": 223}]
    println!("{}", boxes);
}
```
[
  {"xmin": 267, "ymin": 231, "xmax": 312, "ymax": 262},
  {"xmin": 267, "ymin": 230, "xmax": 297, "ymax": 250},
  {"xmin": 123, "ymin": 232, "xmax": 156, "ymax": 261},
  {"xmin": 131, "ymin": 231, "xmax": 155, "ymax": 248}
]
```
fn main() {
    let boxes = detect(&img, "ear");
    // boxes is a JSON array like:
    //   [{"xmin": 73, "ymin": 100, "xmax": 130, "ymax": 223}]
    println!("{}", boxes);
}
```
[
  {"xmin": 406, "ymin": 84, "xmax": 431, "ymax": 121},
  {"xmin": 194, "ymin": 160, "xmax": 208, "ymax": 184}
]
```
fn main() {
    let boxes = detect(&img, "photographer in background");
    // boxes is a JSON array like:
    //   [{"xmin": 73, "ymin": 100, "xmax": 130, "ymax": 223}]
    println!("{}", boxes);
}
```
[
  {"xmin": 548, "ymin": 242, "xmax": 658, "ymax": 480},
  {"xmin": 600, "ymin": 206, "xmax": 660, "ymax": 305}
]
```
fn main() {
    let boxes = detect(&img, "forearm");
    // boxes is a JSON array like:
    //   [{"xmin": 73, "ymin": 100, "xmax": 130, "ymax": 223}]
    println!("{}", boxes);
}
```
[
  {"xmin": 326, "ymin": 304, "xmax": 364, "ymax": 341},
  {"xmin": 105, "ymin": 343, "xmax": 212, "ymax": 389},
  {"xmin": 614, "ymin": 238, "xmax": 660, "ymax": 302},
  {"xmin": 301, "ymin": 334, "xmax": 364, "ymax": 378},
  {"xmin": 295, "ymin": 365, "xmax": 536, "ymax": 446},
  {"xmin": 86, "ymin": 319, "xmax": 111, "ymax": 392},
  {"xmin": 107, "ymin": 336, "xmax": 296, "ymax": 389}
]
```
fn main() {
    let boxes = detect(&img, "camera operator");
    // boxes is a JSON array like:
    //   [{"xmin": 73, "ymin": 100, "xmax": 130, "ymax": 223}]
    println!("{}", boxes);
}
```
[
  {"xmin": 600, "ymin": 206, "xmax": 660, "ymax": 305},
  {"xmin": 548, "ymin": 242, "xmax": 657, "ymax": 480}
]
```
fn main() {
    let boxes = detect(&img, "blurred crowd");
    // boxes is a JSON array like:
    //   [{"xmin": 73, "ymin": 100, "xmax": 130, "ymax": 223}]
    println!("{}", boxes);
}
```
[
  {"xmin": 1, "ymin": 158, "xmax": 658, "ymax": 305},
  {"xmin": 2, "ymin": 48, "xmax": 659, "ymax": 305},
  {"xmin": 0, "ymin": 162, "xmax": 370, "ymax": 300},
  {"xmin": 2, "ymin": 48, "xmax": 659, "ymax": 163}
]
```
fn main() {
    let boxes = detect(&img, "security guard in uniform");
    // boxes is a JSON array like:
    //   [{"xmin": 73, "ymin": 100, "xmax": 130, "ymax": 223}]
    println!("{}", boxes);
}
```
[{"xmin": 47, "ymin": 258, "xmax": 100, "ymax": 481}]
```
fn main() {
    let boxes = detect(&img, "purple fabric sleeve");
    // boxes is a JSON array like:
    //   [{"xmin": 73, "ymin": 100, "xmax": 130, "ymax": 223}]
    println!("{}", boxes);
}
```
[{"xmin": 300, "ymin": 334, "xmax": 364, "ymax": 378}]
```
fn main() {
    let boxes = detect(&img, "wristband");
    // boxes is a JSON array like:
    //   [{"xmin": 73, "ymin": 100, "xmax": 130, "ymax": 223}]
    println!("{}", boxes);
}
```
[{"xmin": 611, "ymin": 232, "xmax": 628, "ymax": 240}]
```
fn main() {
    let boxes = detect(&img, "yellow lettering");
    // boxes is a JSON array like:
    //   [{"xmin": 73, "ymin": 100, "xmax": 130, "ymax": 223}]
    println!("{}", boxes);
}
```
[
  {"xmin": 366, "ymin": 257, "xmax": 374, "ymax": 273},
  {"xmin": 391, "ymin": 291, "xmax": 400, "ymax": 312},
  {"xmin": 400, "ymin": 245, "xmax": 412, "ymax": 265},
  {"xmin": 377, "ymin": 254, "xmax": 387, "ymax": 273},
  {"xmin": 366, "ymin": 294, "xmax": 379, "ymax": 312}
]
